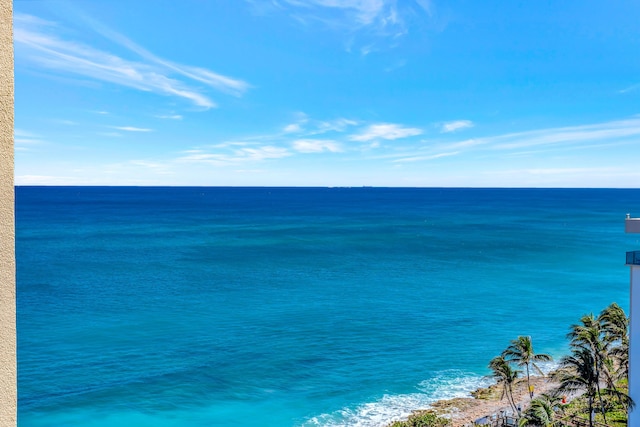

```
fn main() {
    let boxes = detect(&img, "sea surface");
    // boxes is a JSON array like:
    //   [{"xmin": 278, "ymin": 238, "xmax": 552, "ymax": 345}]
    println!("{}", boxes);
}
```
[{"xmin": 16, "ymin": 187, "xmax": 640, "ymax": 427}]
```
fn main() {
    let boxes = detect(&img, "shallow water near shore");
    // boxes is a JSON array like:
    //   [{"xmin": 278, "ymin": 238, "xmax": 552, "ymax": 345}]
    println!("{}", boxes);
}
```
[{"xmin": 17, "ymin": 187, "xmax": 640, "ymax": 426}]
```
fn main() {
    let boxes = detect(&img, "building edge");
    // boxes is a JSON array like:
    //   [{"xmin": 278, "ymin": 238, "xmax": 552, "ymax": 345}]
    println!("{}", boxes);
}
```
[{"xmin": 0, "ymin": 0, "xmax": 16, "ymax": 424}]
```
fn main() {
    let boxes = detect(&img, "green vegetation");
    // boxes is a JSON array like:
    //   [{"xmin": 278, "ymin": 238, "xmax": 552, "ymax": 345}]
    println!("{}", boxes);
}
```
[
  {"xmin": 388, "ymin": 303, "xmax": 631, "ymax": 427},
  {"xmin": 556, "ymin": 389, "xmax": 629, "ymax": 427},
  {"xmin": 499, "ymin": 302, "xmax": 632, "ymax": 427},
  {"xmin": 552, "ymin": 303, "xmax": 633, "ymax": 427},
  {"xmin": 488, "ymin": 355, "xmax": 521, "ymax": 415},
  {"xmin": 518, "ymin": 392, "xmax": 559, "ymax": 426},
  {"xmin": 388, "ymin": 411, "xmax": 451, "ymax": 427},
  {"xmin": 502, "ymin": 335, "xmax": 553, "ymax": 400}
]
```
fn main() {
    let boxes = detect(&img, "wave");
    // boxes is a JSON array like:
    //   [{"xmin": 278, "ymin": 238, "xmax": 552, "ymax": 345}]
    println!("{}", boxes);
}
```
[
  {"xmin": 300, "ymin": 370, "xmax": 493, "ymax": 427},
  {"xmin": 534, "ymin": 360, "xmax": 561, "ymax": 375}
]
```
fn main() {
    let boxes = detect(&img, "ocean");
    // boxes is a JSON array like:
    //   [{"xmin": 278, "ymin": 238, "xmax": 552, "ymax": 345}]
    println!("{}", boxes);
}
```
[{"xmin": 16, "ymin": 187, "xmax": 640, "ymax": 427}]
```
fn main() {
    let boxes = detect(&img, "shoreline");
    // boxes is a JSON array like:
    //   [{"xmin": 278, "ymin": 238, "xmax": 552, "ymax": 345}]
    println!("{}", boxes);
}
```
[{"xmin": 400, "ymin": 376, "xmax": 558, "ymax": 427}]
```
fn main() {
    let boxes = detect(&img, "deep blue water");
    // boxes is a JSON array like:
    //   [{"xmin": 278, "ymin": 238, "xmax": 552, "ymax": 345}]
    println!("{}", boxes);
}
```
[{"xmin": 16, "ymin": 187, "xmax": 640, "ymax": 426}]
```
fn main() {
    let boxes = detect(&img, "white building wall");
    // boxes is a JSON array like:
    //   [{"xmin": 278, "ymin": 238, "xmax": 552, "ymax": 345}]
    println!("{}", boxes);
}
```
[{"xmin": 630, "ymin": 265, "xmax": 640, "ymax": 427}]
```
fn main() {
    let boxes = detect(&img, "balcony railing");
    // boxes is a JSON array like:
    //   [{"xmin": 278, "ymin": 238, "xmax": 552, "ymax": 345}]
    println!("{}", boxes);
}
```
[{"xmin": 626, "ymin": 250, "xmax": 640, "ymax": 265}]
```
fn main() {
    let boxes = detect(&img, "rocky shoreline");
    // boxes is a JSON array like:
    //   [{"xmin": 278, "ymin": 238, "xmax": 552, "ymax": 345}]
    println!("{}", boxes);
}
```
[{"xmin": 394, "ymin": 376, "xmax": 558, "ymax": 427}]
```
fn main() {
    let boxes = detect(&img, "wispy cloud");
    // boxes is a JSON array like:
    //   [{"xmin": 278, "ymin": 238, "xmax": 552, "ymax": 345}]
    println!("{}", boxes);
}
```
[
  {"xmin": 292, "ymin": 139, "xmax": 342, "ymax": 153},
  {"xmin": 284, "ymin": 123, "xmax": 304, "ymax": 133},
  {"xmin": 14, "ymin": 129, "xmax": 44, "ymax": 151},
  {"xmin": 283, "ymin": 0, "xmax": 389, "ymax": 26},
  {"xmin": 393, "ymin": 151, "xmax": 459, "ymax": 163},
  {"xmin": 282, "ymin": 112, "xmax": 309, "ymax": 133},
  {"xmin": 361, "ymin": 116, "xmax": 640, "ymax": 166},
  {"xmin": 350, "ymin": 123, "xmax": 422, "ymax": 141},
  {"xmin": 128, "ymin": 160, "xmax": 173, "ymax": 174},
  {"xmin": 619, "ymin": 83, "xmax": 640, "ymax": 94},
  {"xmin": 16, "ymin": 175, "xmax": 78, "ymax": 185},
  {"xmin": 113, "ymin": 126, "xmax": 154, "ymax": 132},
  {"xmin": 156, "ymin": 114, "xmax": 183, "ymax": 120},
  {"xmin": 240, "ymin": 146, "xmax": 291, "ymax": 160},
  {"xmin": 426, "ymin": 117, "xmax": 640, "ymax": 157},
  {"xmin": 254, "ymin": 0, "xmax": 433, "ymax": 52},
  {"xmin": 15, "ymin": 137, "xmax": 43, "ymax": 145},
  {"xmin": 280, "ymin": 0, "xmax": 430, "ymax": 29},
  {"xmin": 14, "ymin": 13, "xmax": 250, "ymax": 109},
  {"xmin": 440, "ymin": 120, "xmax": 474, "ymax": 133},
  {"xmin": 483, "ymin": 167, "xmax": 619, "ymax": 178},
  {"xmin": 98, "ymin": 132, "xmax": 122, "ymax": 138},
  {"xmin": 178, "ymin": 146, "xmax": 291, "ymax": 165},
  {"xmin": 75, "ymin": 9, "xmax": 251, "ymax": 97},
  {"xmin": 52, "ymin": 119, "xmax": 78, "ymax": 126},
  {"xmin": 282, "ymin": 114, "xmax": 358, "ymax": 136},
  {"xmin": 316, "ymin": 118, "xmax": 359, "ymax": 133},
  {"xmin": 15, "ymin": 129, "xmax": 38, "ymax": 138},
  {"xmin": 486, "ymin": 118, "xmax": 640, "ymax": 151}
]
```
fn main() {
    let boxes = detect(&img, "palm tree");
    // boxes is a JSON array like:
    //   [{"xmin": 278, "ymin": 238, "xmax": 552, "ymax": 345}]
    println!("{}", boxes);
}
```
[
  {"xmin": 518, "ymin": 393, "xmax": 560, "ymax": 427},
  {"xmin": 599, "ymin": 303, "xmax": 628, "ymax": 345},
  {"xmin": 567, "ymin": 314, "xmax": 612, "ymax": 423},
  {"xmin": 598, "ymin": 302, "xmax": 629, "ymax": 382},
  {"xmin": 552, "ymin": 347, "xmax": 599, "ymax": 427},
  {"xmin": 488, "ymin": 355, "xmax": 520, "ymax": 415},
  {"xmin": 502, "ymin": 336, "xmax": 552, "ymax": 399},
  {"xmin": 561, "ymin": 308, "xmax": 634, "ymax": 424}
]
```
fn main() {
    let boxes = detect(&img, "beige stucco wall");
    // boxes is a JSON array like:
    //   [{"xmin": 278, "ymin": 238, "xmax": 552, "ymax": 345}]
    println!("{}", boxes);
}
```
[{"xmin": 0, "ymin": 0, "xmax": 15, "ymax": 424}]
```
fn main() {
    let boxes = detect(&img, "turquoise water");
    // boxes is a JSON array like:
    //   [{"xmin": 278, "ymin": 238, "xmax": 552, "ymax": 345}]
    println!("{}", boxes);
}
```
[{"xmin": 16, "ymin": 187, "xmax": 640, "ymax": 426}]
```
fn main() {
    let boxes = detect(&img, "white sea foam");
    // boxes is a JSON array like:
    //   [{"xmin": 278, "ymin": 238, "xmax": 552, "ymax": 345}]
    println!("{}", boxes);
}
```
[
  {"xmin": 300, "ymin": 370, "xmax": 492, "ymax": 427},
  {"xmin": 533, "ymin": 360, "xmax": 561, "ymax": 375}
]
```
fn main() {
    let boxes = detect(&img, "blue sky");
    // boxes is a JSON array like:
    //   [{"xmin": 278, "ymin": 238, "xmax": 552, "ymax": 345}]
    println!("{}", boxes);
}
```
[{"xmin": 13, "ymin": 0, "xmax": 640, "ymax": 187}]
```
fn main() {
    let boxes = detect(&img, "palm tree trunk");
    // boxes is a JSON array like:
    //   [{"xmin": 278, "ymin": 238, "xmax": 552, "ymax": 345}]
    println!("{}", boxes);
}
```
[
  {"xmin": 595, "ymin": 379, "xmax": 607, "ymax": 424},
  {"xmin": 526, "ymin": 364, "xmax": 531, "ymax": 399},
  {"xmin": 594, "ymin": 364, "xmax": 608, "ymax": 424},
  {"xmin": 506, "ymin": 383, "xmax": 518, "ymax": 415}
]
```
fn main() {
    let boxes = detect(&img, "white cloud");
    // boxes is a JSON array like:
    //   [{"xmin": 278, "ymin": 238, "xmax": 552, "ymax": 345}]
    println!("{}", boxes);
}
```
[
  {"xmin": 431, "ymin": 117, "xmax": 640, "ymax": 158},
  {"xmin": 263, "ymin": 0, "xmax": 432, "ymax": 52},
  {"xmin": 178, "ymin": 145, "xmax": 291, "ymax": 165},
  {"xmin": 280, "ymin": 0, "xmax": 384, "ymax": 25},
  {"xmin": 487, "ymin": 118, "xmax": 640, "ymax": 151},
  {"xmin": 14, "ymin": 129, "xmax": 44, "ymax": 150},
  {"xmin": 292, "ymin": 139, "xmax": 342, "ymax": 153},
  {"xmin": 14, "ymin": 129, "xmax": 37, "ymax": 138},
  {"xmin": 128, "ymin": 160, "xmax": 172, "ymax": 172},
  {"xmin": 15, "ymin": 175, "xmax": 77, "ymax": 185},
  {"xmin": 440, "ymin": 120, "xmax": 474, "ymax": 133},
  {"xmin": 350, "ymin": 123, "xmax": 422, "ymax": 141},
  {"xmin": 80, "ymin": 12, "xmax": 251, "ymax": 97},
  {"xmin": 283, "ymin": 115, "xmax": 358, "ymax": 135},
  {"xmin": 619, "ymin": 83, "xmax": 640, "ymax": 94},
  {"xmin": 240, "ymin": 146, "xmax": 291, "ymax": 160},
  {"xmin": 53, "ymin": 119, "xmax": 78, "ymax": 126},
  {"xmin": 282, "ymin": 112, "xmax": 309, "ymax": 133},
  {"xmin": 393, "ymin": 151, "xmax": 459, "ymax": 163},
  {"xmin": 206, "ymin": 141, "xmax": 253, "ymax": 149},
  {"xmin": 15, "ymin": 138, "xmax": 43, "ymax": 145},
  {"xmin": 113, "ymin": 126, "xmax": 153, "ymax": 132},
  {"xmin": 156, "ymin": 114, "xmax": 183, "ymax": 120},
  {"xmin": 316, "ymin": 118, "xmax": 359, "ymax": 133},
  {"xmin": 360, "ymin": 44, "xmax": 376, "ymax": 56},
  {"xmin": 14, "ymin": 13, "xmax": 250, "ymax": 109},
  {"xmin": 284, "ymin": 123, "xmax": 303, "ymax": 133},
  {"xmin": 280, "ymin": 0, "xmax": 429, "ymax": 29},
  {"xmin": 523, "ymin": 167, "xmax": 614, "ymax": 175}
]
